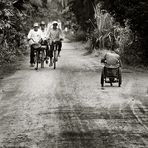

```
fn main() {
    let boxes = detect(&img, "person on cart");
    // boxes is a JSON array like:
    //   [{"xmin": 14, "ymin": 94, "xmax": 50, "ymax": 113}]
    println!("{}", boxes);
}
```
[
  {"xmin": 101, "ymin": 48, "xmax": 122, "ymax": 86},
  {"xmin": 101, "ymin": 48, "xmax": 121, "ymax": 68}
]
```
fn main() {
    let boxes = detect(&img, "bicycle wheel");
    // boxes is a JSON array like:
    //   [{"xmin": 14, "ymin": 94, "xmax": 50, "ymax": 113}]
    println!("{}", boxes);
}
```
[
  {"xmin": 35, "ymin": 50, "xmax": 39, "ymax": 70},
  {"xmin": 53, "ymin": 49, "xmax": 56, "ymax": 69},
  {"xmin": 41, "ymin": 50, "xmax": 45, "ymax": 68}
]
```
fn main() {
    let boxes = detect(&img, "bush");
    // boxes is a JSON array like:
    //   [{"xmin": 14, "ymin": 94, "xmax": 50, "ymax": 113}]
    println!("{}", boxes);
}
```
[
  {"xmin": 65, "ymin": 29, "xmax": 87, "ymax": 41},
  {"xmin": 75, "ymin": 30, "xmax": 87, "ymax": 41}
]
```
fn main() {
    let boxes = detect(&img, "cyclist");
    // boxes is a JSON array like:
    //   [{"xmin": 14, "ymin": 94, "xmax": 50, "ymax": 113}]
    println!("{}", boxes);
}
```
[
  {"xmin": 48, "ymin": 21, "xmax": 63, "ymax": 67},
  {"xmin": 27, "ymin": 23, "xmax": 42, "ymax": 67},
  {"xmin": 40, "ymin": 21, "xmax": 49, "ymax": 63}
]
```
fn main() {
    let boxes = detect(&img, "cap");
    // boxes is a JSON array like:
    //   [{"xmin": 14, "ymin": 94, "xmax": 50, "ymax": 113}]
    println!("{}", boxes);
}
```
[
  {"xmin": 52, "ymin": 21, "xmax": 58, "ymax": 25},
  {"xmin": 33, "ymin": 23, "xmax": 39, "ymax": 27},
  {"xmin": 40, "ymin": 21, "xmax": 46, "ymax": 25}
]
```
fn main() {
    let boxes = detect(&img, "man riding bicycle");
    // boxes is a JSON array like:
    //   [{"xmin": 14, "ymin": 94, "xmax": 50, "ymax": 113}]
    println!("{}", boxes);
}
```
[
  {"xmin": 40, "ymin": 21, "xmax": 49, "ymax": 64},
  {"xmin": 27, "ymin": 23, "xmax": 42, "ymax": 67},
  {"xmin": 48, "ymin": 21, "xmax": 63, "ymax": 67}
]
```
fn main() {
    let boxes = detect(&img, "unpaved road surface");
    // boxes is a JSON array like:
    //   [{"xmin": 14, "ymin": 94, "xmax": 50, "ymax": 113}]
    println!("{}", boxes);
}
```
[{"xmin": 0, "ymin": 41, "xmax": 148, "ymax": 148}]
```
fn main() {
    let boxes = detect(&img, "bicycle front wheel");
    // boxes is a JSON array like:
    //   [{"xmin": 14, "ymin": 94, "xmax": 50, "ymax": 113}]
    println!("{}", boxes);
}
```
[
  {"xmin": 53, "ymin": 50, "xmax": 56, "ymax": 69},
  {"xmin": 35, "ymin": 50, "xmax": 39, "ymax": 70}
]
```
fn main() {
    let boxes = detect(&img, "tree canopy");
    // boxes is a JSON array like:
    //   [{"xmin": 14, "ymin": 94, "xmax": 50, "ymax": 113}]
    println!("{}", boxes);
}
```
[
  {"xmin": 1, "ymin": 0, "xmax": 148, "ymax": 64},
  {"xmin": 68, "ymin": 0, "xmax": 148, "ymax": 63}
]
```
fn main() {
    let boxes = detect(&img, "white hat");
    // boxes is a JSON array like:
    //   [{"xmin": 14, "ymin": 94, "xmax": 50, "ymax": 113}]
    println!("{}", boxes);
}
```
[
  {"xmin": 52, "ymin": 21, "xmax": 58, "ymax": 25},
  {"xmin": 33, "ymin": 23, "xmax": 39, "ymax": 27},
  {"xmin": 40, "ymin": 21, "xmax": 46, "ymax": 25}
]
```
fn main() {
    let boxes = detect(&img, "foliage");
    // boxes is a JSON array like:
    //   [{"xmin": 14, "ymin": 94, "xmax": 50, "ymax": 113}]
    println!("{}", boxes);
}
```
[
  {"xmin": 68, "ymin": 0, "xmax": 95, "ymax": 31},
  {"xmin": 1, "ymin": 0, "xmax": 147, "ymax": 65},
  {"xmin": 0, "ymin": 0, "xmax": 72, "ymax": 64},
  {"xmin": 68, "ymin": 0, "xmax": 148, "ymax": 64},
  {"xmin": 95, "ymin": 0, "xmax": 148, "ymax": 63},
  {"xmin": 0, "ymin": 0, "xmax": 27, "ymax": 63},
  {"xmin": 0, "ymin": 0, "xmax": 55, "ymax": 64}
]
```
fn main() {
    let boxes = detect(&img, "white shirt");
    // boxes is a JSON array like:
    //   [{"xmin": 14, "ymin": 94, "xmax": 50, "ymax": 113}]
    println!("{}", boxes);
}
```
[
  {"xmin": 40, "ymin": 28, "xmax": 48, "ymax": 41},
  {"xmin": 27, "ymin": 29, "xmax": 42, "ymax": 45}
]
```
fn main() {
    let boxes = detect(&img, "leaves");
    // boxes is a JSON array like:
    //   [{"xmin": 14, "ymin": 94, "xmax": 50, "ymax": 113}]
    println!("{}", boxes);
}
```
[
  {"xmin": 68, "ymin": 0, "xmax": 148, "ymax": 63},
  {"xmin": 0, "ymin": 0, "xmax": 28, "ymax": 64}
]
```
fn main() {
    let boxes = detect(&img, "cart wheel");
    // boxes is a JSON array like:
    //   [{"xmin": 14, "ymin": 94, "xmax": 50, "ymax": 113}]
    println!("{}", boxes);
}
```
[
  {"xmin": 35, "ymin": 51, "xmax": 39, "ymax": 70},
  {"xmin": 101, "ymin": 71, "xmax": 104, "ymax": 87},
  {"xmin": 41, "ymin": 50, "xmax": 45, "ymax": 68},
  {"xmin": 118, "ymin": 69, "xmax": 122, "ymax": 87},
  {"xmin": 109, "ymin": 78, "xmax": 113, "ymax": 86},
  {"xmin": 53, "ymin": 49, "xmax": 56, "ymax": 69}
]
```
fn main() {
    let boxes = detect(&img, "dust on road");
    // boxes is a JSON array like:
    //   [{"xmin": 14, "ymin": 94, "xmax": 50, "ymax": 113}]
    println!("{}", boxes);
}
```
[{"xmin": 0, "ymin": 41, "xmax": 148, "ymax": 148}]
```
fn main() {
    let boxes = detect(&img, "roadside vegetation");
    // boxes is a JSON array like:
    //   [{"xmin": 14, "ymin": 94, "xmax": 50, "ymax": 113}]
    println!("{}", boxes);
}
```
[
  {"xmin": 65, "ymin": 0, "xmax": 148, "ymax": 66},
  {"xmin": 0, "ymin": 0, "xmax": 148, "ymax": 67},
  {"xmin": 0, "ymin": 0, "xmax": 65, "ymax": 65}
]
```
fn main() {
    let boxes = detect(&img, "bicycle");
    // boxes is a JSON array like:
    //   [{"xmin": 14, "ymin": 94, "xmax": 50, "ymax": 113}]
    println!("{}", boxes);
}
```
[
  {"xmin": 51, "ymin": 40, "xmax": 62, "ymax": 69},
  {"xmin": 52, "ymin": 41, "xmax": 58, "ymax": 69},
  {"xmin": 29, "ymin": 38, "xmax": 48, "ymax": 70},
  {"xmin": 49, "ymin": 39, "xmax": 63, "ymax": 69},
  {"xmin": 31, "ymin": 43, "xmax": 46, "ymax": 70}
]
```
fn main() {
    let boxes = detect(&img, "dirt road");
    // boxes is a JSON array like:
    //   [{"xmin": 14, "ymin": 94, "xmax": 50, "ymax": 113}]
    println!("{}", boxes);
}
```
[{"xmin": 0, "ymin": 41, "xmax": 148, "ymax": 148}]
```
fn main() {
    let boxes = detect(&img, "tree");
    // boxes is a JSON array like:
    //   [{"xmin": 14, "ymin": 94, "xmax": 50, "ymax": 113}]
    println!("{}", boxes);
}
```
[
  {"xmin": 0, "ymin": 0, "xmax": 50, "ymax": 63},
  {"xmin": 68, "ymin": 0, "xmax": 148, "ymax": 63},
  {"xmin": 68, "ymin": 0, "xmax": 95, "ymax": 31},
  {"xmin": 95, "ymin": 0, "xmax": 148, "ymax": 63}
]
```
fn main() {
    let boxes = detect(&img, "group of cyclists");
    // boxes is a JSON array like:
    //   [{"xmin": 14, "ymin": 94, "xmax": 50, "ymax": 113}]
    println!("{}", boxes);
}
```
[{"xmin": 27, "ymin": 21, "xmax": 63, "ymax": 67}]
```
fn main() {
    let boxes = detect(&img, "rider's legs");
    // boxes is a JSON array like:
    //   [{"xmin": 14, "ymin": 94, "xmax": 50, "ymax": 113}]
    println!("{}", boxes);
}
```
[
  {"xmin": 45, "ymin": 47, "xmax": 49, "ymax": 64},
  {"xmin": 46, "ymin": 46, "xmax": 49, "ymax": 58},
  {"xmin": 57, "ymin": 41, "xmax": 62, "ymax": 57},
  {"xmin": 44, "ymin": 44, "xmax": 49, "ymax": 64},
  {"xmin": 49, "ymin": 43, "xmax": 54, "ymax": 66},
  {"xmin": 30, "ymin": 45, "xmax": 35, "ymax": 66},
  {"xmin": 43, "ymin": 41, "xmax": 49, "ymax": 62}
]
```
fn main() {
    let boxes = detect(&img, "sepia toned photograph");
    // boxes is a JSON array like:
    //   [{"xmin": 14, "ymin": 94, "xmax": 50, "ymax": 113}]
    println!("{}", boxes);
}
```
[{"xmin": 0, "ymin": 0, "xmax": 148, "ymax": 147}]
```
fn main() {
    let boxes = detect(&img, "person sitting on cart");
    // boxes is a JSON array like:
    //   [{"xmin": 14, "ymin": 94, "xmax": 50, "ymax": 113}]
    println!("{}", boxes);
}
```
[
  {"xmin": 101, "ymin": 48, "xmax": 121, "ymax": 69},
  {"xmin": 101, "ymin": 48, "xmax": 122, "ymax": 86}
]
